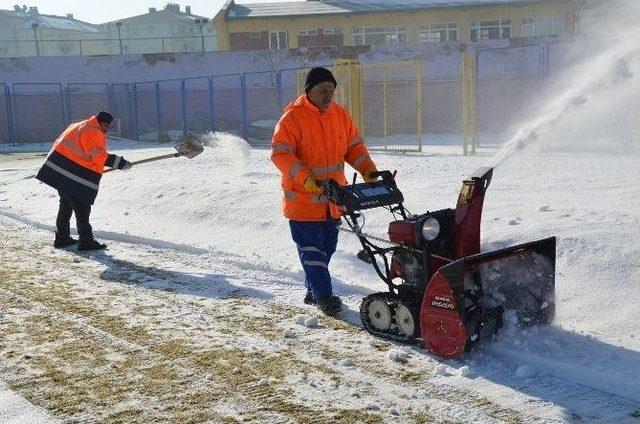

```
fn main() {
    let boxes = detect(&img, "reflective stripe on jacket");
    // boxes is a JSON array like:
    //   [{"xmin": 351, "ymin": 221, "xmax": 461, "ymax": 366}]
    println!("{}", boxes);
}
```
[
  {"xmin": 271, "ymin": 95, "xmax": 376, "ymax": 221},
  {"xmin": 35, "ymin": 116, "xmax": 109, "ymax": 205}
]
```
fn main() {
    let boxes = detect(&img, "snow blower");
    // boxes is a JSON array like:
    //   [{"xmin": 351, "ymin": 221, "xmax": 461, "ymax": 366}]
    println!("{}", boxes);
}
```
[
  {"xmin": 104, "ymin": 136, "xmax": 204, "ymax": 173},
  {"xmin": 321, "ymin": 168, "xmax": 556, "ymax": 359}
]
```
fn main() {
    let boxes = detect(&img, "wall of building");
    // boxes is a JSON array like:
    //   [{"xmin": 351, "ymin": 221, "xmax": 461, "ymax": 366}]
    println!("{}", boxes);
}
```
[{"xmin": 215, "ymin": 1, "xmax": 575, "ymax": 51}]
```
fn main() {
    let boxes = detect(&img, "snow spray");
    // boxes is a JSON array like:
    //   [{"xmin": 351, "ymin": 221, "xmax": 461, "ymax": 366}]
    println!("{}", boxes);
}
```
[
  {"xmin": 486, "ymin": 1, "xmax": 640, "ymax": 168},
  {"xmin": 200, "ymin": 131, "xmax": 252, "ymax": 172}
]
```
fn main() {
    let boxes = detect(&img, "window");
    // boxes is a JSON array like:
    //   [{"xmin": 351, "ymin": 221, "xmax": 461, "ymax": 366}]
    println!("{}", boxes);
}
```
[
  {"xmin": 323, "ymin": 27, "xmax": 342, "ymax": 35},
  {"xmin": 419, "ymin": 23, "xmax": 458, "ymax": 42},
  {"xmin": 269, "ymin": 31, "xmax": 287, "ymax": 49},
  {"xmin": 353, "ymin": 26, "xmax": 408, "ymax": 45},
  {"xmin": 249, "ymin": 32, "xmax": 262, "ymax": 38},
  {"xmin": 470, "ymin": 20, "xmax": 511, "ymax": 41},
  {"xmin": 522, "ymin": 16, "xmax": 565, "ymax": 37},
  {"xmin": 297, "ymin": 29, "xmax": 318, "ymax": 36}
]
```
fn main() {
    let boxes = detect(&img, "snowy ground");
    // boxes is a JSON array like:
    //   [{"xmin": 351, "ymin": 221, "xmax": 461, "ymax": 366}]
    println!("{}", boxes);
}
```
[{"xmin": 0, "ymin": 136, "xmax": 639, "ymax": 423}]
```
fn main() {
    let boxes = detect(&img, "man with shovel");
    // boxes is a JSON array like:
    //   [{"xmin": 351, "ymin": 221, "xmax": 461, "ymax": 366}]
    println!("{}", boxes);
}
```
[
  {"xmin": 36, "ymin": 111, "xmax": 131, "ymax": 251},
  {"xmin": 271, "ymin": 67, "xmax": 378, "ymax": 316}
]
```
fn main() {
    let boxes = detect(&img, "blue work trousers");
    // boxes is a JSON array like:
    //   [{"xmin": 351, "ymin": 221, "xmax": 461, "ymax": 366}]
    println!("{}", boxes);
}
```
[{"xmin": 289, "ymin": 219, "xmax": 340, "ymax": 301}]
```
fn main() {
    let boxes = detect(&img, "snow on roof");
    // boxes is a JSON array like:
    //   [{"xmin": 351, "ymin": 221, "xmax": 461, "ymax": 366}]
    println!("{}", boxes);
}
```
[
  {"xmin": 101, "ymin": 9, "xmax": 209, "ymax": 26},
  {"xmin": 1, "ymin": 9, "xmax": 100, "ymax": 32},
  {"xmin": 227, "ymin": 0, "xmax": 566, "ymax": 19}
]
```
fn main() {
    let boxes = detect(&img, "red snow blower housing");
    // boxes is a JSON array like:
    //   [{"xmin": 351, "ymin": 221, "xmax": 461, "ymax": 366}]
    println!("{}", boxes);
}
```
[{"xmin": 321, "ymin": 168, "xmax": 556, "ymax": 359}]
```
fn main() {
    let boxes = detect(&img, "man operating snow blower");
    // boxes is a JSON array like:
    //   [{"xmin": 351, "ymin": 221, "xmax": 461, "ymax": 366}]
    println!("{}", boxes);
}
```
[
  {"xmin": 36, "ymin": 111, "xmax": 132, "ymax": 251},
  {"xmin": 271, "ymin": 67, "xmax": 378, "ymax": 316}
]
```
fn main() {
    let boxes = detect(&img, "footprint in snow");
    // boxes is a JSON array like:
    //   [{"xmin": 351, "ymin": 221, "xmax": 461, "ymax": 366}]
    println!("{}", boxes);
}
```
[
  {"xmin": 538, "ymin": 205, "xmax": 552, "ymax": 212},
  {"xmin": 508, "ymin": 219, "xmax": 520, "ymax": 225}
]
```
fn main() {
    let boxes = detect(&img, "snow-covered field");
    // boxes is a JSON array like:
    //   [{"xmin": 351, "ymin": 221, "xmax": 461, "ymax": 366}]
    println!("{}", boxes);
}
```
[{"xmin": 0, "ymin": 133, "xmax": 638, "ymax": 422}]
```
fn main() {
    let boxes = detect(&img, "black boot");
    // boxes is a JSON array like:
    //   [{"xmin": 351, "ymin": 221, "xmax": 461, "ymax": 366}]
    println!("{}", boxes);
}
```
[
  {"xmin": 303, "ymin": 290, "xmax": 316, "ymax": 305},
  {"xmin": 54, "ymin": 233, "xmax": 78, "ymax": 248},
  {"xmin": 78, "ymin": 239, "xmax": 107, "ymax": 251},
  {"xmin": 317, "ymin": 295, "xmax": 342, "ymax": 316}
]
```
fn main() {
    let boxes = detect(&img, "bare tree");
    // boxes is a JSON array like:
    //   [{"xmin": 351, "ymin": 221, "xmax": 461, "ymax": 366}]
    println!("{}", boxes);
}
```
[{"xmin": 251, "ymin": 48, "xmax": 289, "ymax": 87}]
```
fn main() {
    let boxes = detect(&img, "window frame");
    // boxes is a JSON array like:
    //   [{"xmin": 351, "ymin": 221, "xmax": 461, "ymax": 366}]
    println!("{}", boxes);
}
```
[
  {"xmin": 323, "ymin": 27, "xmax": 342, "ymax": 35},
  {"xmin": 269, "ymin": 30, "xmax": 288, "ymax": 49},
  {"xmin": 522, "ymin": 16, "xmax": 565, "ymax": 37},
  {"xmin": 470, "ymin": 19, "xmax": 512, "ymax": 42},
  {"xmin": 419, "ymin": 22, "xmax": 458, "ymax": 43},
  {"xmin": 297, "ymin": 29, "xmax": 318, "ymax": 37},
  {"xmin": 352, "ymin": 25, "xmax": 408, "ymax": 46}
]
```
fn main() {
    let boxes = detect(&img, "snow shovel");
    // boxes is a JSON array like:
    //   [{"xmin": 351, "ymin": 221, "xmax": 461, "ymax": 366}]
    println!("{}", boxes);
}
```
[{"xmin": 104, "ymin": 137, "xmax": 204, "ymax": 173}]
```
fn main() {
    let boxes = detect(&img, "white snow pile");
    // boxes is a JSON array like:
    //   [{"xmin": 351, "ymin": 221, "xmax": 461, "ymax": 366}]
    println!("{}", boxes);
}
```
[{"xmin": 293, "ymin": 314, "xmax": 319, "ymax": 328}]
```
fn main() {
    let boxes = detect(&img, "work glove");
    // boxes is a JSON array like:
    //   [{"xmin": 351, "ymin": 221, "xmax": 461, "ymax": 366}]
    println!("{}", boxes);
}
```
[
  {"xmin": 362, "ymin": 167, "xmax": 378, "ymax": 183},
  {"xmin": 303, "ymin": 175, "xmax": 323, "ymax": 194},
  {"xmin": 118, "ymin": 158, "xmax": 132, "ymax": 170}
]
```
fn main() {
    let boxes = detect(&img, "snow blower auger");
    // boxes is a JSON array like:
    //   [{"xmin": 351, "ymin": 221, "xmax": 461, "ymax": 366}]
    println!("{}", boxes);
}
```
[
  {"xmin": 321, "ymin": 168, "xmax": 556, "ymax": 359},
  {"xmin": 104, "ymin": 135, "xmax": 204, "ymax": 173}
]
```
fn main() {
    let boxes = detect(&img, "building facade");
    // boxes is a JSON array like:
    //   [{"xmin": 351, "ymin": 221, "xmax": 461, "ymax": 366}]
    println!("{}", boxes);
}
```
[
  {"xmin": 102, "ymin": 4, "xmax": 217, "ymax": 56},
  {"xmin": 0, "ymin": 6, "xmax": 103, "ymax": 57},
  {"xmin": 213, "ymin": 0, "xmax": 578, "ymax": 51},
  {"xmin": 0, "ymin": 3, "xmax": 217, "ymax": 57}
]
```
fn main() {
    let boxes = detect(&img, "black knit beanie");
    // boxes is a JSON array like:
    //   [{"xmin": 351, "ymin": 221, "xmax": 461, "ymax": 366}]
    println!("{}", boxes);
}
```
[
  {"xmin": 304, "ymin": 67, "xmax": 337, "ymax": 93},
  {"xmin": 96, "ymin": 111, "xmax": 114, "ymax": 124}
]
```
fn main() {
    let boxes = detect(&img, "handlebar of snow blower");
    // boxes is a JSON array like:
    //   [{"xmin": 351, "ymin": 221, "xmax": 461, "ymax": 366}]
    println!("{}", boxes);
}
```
[{"xmin": 320, "ymin": 170, "xmax": 404, "ymax": 213}]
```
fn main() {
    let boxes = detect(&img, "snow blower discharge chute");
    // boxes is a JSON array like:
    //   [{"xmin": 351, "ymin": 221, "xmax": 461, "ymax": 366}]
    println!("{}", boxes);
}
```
[{"xmin": 321, "ymin": 168, "xmax": 556, "ymax": 359}]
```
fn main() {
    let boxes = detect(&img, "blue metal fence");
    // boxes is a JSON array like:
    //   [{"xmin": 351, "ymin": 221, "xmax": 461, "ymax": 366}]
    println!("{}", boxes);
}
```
[
  {"xmin": 12, "ymin": 83, "xmax": 66, "ymax": 143},
  {"xmin": 0, "ymin": 83, "xmax": 14, "ymax": 144},
  {"xmin": 1, "ymin": 41, "xmax": 560, "ymax": 146}
]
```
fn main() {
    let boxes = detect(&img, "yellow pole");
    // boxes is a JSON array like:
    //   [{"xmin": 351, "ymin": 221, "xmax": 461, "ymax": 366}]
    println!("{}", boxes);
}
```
[
  {"xmin": 383, "ymin": 65, "xmax": 388, "ymax": 149},
  {"xmin": 462, "ymin": 52, "xmax": 470, "ymax": 156},
  {"xmin": 471, "ymin": 52, "xmax": 477, "ymax": 155}
]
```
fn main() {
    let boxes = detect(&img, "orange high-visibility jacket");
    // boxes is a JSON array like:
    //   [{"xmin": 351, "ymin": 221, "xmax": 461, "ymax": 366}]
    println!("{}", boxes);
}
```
[
  {"xmin": 271, "ymin": 94, "xmax": 376, "ymax": 221},
  {"xmin": 52, "ymin": 116, "xmax": 109, "ymax": 173},
  {"xmin": 36, "ymin": 116, "xmax": 113, "ymax": 204}
]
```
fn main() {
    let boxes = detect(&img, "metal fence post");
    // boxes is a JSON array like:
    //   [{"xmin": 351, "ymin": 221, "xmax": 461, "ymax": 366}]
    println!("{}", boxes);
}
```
[
  {"xmin": 538, "ymin": 41, "xmax": 549, "ymax": 100},
  {"xmin": 107, "ymin": 84, "xmax": 114, "ymax": 113},
  {"xmin": 181, "ymin": 79, "xmax": 187, "ymax": 135},
  {"xmin": 416, "ymin": 60, "xmax": 424, "ymax": 152},
  {"xmin": 4, "ymin": 85, "xmax": 15, "ymax": 145},
  {"xmin": 133, "ymin": 83, "xmax": 139, "ymax": 140},
  {"xmin": 61, "ymin": 83, "xmax": 68, "ymax": 127},
  {"xmin": 276, "ymin": 70, "xmax": 283, "ymax": 112},
  {"xmin": 155, "ymin": 81, "xmax": 161, "ymax": 139},
  {"xmin": 240, "ymin": 73, "xmax": 248, "ymax": 140},
  {"xmin": 11, "ymin": 84, "xmax": 21, "ymax": 143},
  {"xmin": 208, "ymin": 76, "xmax": 216, "ymax": 131},
  {"xmin": 473, "ymin": 48, "xmax": 478, "ymax": 152}
]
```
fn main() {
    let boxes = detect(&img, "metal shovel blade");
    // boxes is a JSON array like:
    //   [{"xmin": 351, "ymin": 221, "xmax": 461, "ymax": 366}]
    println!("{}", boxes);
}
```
[{"xmin": 175, "ymin": 136, "xmax": 204, "ymax": 159}]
